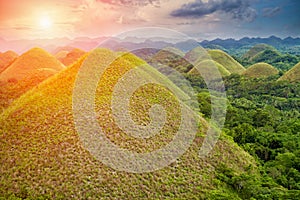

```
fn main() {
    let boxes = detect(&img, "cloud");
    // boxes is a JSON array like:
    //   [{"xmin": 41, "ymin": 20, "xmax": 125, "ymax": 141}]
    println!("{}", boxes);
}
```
[
  {"xmin": 171, "ymin": 0, "xmax": 257, "ymax": 22},
  {"xmin": 96, "ymin": 0, "xmax": 160, "ymax": 7},
  {"xmin": 263, "ymin": 7, "xmax": 281, "ymax": 18}
]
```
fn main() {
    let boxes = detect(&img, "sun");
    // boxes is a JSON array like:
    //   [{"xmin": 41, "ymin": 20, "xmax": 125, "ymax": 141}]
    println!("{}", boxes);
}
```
[{"xmin": 39, "ymin": 15, "xmax": 53, "ymax": 29}]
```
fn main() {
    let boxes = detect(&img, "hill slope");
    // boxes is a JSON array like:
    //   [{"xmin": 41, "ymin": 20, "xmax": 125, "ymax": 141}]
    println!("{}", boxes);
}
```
[
  {"xmin": 150, "ymin": 48, "xmax": 193, "ymax": 73},
  {"xmin": 184, "ymin": 47, "xmax": 211, "ymax": 64},
  {"xmin": 251, "ymin": 48, "xmax": 281, "ymax": 63},
  {"xmin": 242, "ymin": 62, "xmax": 279, "ymax": 78},
  {"xmin": 58, "ymin": 48, "xmax": 86, "ymax": 66},
  {"xmin": 54, "ymin": 50, "xmax": 69, "ymax": 60},
  {"xmin": 188, "ymin": 59, "xmax": 231, "ymax": 77},
  {"xmin": 0, "ymin": 48, "xmax": 65, "ymax": 111},
  {"xmin": 0, "ymin": 51, "xmax": 18, "ymax": 74},
  {"xmin": 279, "ymin": 62, "xmax": 300, "ymax": 82},
  {"xmin": 242, "ymin": 44, "xmax": 276, "ymax": 61},
  {"xmin": 208, "ymin": 49, "xmax": 245, "ymax": 74},
  {"xmin": 0, "ymin": 48, "xmax": 257, "ymax": 199},
  {"xmin": 0, "ymin": 47, "xmax": 64, "ymax": 82}
]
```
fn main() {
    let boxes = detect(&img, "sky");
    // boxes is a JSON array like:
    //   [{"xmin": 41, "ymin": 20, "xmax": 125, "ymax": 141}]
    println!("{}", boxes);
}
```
[{"xmin": 0, "ymin": 0, "xmax": 299, "ymax": 41}]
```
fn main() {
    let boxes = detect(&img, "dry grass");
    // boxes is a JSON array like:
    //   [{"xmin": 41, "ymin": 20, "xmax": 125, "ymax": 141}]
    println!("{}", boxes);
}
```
[
  {"xmin": 208, "ymin": 49, "xmax": 245, "ymax": 74},
  {"xmin": 0, "ymin": 48, "xmax": 258, "ymax": 199},
  {"xmin": 0, "ymin": 51, "xmax": 18, "ymax": 74},
  {"xmin": 58, "ymin": 48, "xmax": 86, "ymax": 66},
  {"xmin": 0, "ymin": 48, "xmax": 64, "ymax": 82},
  {"xmin": 279, "ymin": 62, "xmax": 300, "ymax": 83},
  {"xmin": 242, "ymin": 62, "xmax": 279, "ymax": 78}
]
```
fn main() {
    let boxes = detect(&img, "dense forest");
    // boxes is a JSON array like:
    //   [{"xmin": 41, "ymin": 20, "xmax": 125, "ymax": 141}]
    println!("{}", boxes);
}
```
[{"xmin": 186, "ymin": 72, "xmax": 300, "ymax": 199}]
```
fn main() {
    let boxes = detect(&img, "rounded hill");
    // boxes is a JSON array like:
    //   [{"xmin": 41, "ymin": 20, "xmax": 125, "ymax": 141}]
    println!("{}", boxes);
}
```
[
  {"xmin": 188, "ymin": 59, "xmax": 231, "ymax": 77},
  {"xmin": 0, "ymin": 47, "xmax": 64, "ymax": 82},
  {"xmin": 242, "ymin": 44, "xmax": 276, "ymax": 61},
  {"xmin": 0, "ymin": 51, "xmax": 18, "ymax": 74},
  {"xmin": 278, "ymin": 62, "xmax": 300, "ymax": 83},
  {"xmin": 243, "ymin": 62, "xmax": 279, "ymax": 78},
  {"xmin": 58, "ymin": 48, "xmax": 86, "ymax": 66},
  {"xmin": 0, "ymin": 48, "xmax": 257, "ymax": 199},
  {"xmin": 208, "ymin": 49, "xmax": 245, "ymax": 74}
]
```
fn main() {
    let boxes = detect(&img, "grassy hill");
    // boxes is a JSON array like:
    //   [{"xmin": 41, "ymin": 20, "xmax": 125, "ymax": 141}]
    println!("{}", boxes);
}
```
[
  {"xmin": 0, "ymin": 47, "xmax": 64, "ymax": 82},
  {"xmin": 58, "ymin": 48, "xmax": 86, "ymax": 66},
  {"xmin": 150, "ymin": 48, "xmax": 193, "ymax": 73},
  {"xmin": 0, "ymin": 51, "xmax": 18, "ymax": 74},
  {"xmin": 0, "ymin": 48, "xmax": 258, "ymax": 199},
  {"xmin": 188, "ymin": 59, "xmax": 231, "ymax": 78},
  {"xmin": 55, "ymin": 50, "xmax": 69, "ymax": 61},
  {"xmin": 208, "ymin": 49, "xmax": 245, "ymax": 74},
  {"xmin": 251, "ymin": 49, "xmax": 281, "ymax": 63},
  {"xmin": 242, "ymin": 44, "xmax": 276, "ymax": 61},
  {"xmin": 184, "ymin": 47, "xmax": 211, "ymax": 64},
  {"xmin": 242, "ymin": 62, "xmax": 279, "ymax": 78},
  {"xmin": 278, "ymin": 62, "xmax": 300, "ymax": 82},
  {"xmin": 0, "ymin": 48, "xmax": 65, "ymax": 111}
]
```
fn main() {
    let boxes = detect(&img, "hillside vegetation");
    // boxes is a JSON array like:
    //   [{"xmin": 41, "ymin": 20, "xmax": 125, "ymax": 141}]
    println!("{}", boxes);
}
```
[
  {"xmin": 0, "ymin": 48, "xmax": 65, "ymax": 111},
  {"xmin": 279, "ymin": 62, "xmax": 300, "ymax": 82},
  {"xmin": 208, "ymin": 49, "xmax": 245, "ymax": 74},
  {"xmin": 239, "ymin": 44, "xmax": 300, "ymax": 71},
  {"xmin": 58, "ymin": 48, "xmax": 86, "ymax": 66},
  {"xmin": 242, "ymin": 44, "xmax": 276, "ymax": 61},
  {"xmin": 0, "ymin": 51, "xmax": 18, "ymax": 74},
  {"xmin": 150, "ymin": 48, "xmax": 193, "ymax": 73},
  {"xmin": 0, "ymin": 48, "xmax": 259, "ymax": 199},
  {"xmin": 0, "ymin": 47, "xmax": 64, "ymax": 82},
  {"xmin": 188, "ymin": 59, "xmax": 231, "ymax": 78},
  {"xmin": 242, "ymin": 62, "xmax": 279, "ymax": 78}
]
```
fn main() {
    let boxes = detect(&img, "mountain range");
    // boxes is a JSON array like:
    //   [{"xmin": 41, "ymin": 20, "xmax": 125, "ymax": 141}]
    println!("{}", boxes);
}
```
[{"xmin": 1, "ymin": 36, "xmax": 300, "ymax": 55}]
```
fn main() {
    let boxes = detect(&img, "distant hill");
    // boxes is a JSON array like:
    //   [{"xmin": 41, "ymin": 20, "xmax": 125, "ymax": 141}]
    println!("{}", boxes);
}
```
[
  {"xmin": 150, "ymin": 48, "xmax": 193, "ymax": 73},
  {"xmin": 208, "ymin": 49, "xmax": 245, "ymax": 74},
  {"xmin": 58, "ymin": 48, "xmax": 86, "ymax": 66},
  {"xmin": 250, "ymin": 48, "xmax": 282, "ymax": 63},
  {"xmin": 238, "ymin": 43, "xmax": 300, "ymax": 71},
  {"xmin": 0, "ymin": 48, "xmax": 257, "ymax": 199},
  {"xmin": 0, "ymin": 47, "xmax": 64, "ymax": 82},
  {"xmin": 279, "ymin": 62, "xmax": 300, "ymax": 82},
  {"xmin": 188, "ymin": 59, "xmax": 231, "ymax": 77},
  {"xmin": 242, "ymin": 44, "xmax": 276, "ymax": 61},
  {"xmin": 0, "ymin": 51, "xmax": 18, "ymax": 74},
  {"xmin": 184, "ymin": 47, "xmax": 211, "ymax": 64},
  {"xmin": 200, "ymin": 36, "xmax": 300, "ymax": 55},
  {"xmin": 55, "ymin": 50, "xmax": 69, "ymax": 60},
  {"xmin": 52, "ymin": 46, "xmax": 78, "ymax": 54},
  {"xmin": 242, "ymin": 62, "xmax": 279, "ymax": 78}
]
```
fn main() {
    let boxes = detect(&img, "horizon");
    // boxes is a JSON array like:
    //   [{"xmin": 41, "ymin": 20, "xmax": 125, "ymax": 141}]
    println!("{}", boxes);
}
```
[
  {"xmin": 1, "ymin": 34, "xmax": 300, "ymax": 55},
  {"xmin": 1, "ymin": 34, "xmax": 300, "ymax": 42}
]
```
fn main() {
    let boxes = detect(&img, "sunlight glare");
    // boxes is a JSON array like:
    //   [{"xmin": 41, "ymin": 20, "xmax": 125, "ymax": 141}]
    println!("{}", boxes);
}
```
[{"xmin": 39, "ymin": 15, "xmax": 52, "ymax": 29}]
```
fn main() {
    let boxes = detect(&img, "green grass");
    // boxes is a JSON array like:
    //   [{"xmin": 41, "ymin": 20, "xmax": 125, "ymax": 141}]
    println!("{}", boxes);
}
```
[
  {"xmin": 278, "ymin": 62, "xmax": 300, "ymax": 82},
  {"xmin": 242, "ymin": 62, "xmax": 279, "ymax": 78},
  {"xmin": 0, "ymin": 48, "xmax": 258, "ymax": 199},
  {"xmin": 208, "ymin": 50, "xmax": 245, "ymax": 74}
]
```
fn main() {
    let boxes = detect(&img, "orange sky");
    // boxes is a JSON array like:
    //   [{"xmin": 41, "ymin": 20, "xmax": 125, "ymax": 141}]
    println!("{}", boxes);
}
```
[{"xmin": 0, "ymin": 0, "xmax": 299, "ymax": 40}]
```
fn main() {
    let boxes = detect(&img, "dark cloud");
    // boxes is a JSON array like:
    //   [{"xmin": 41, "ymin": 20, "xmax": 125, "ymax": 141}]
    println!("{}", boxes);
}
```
[
  {"xmin": 97, "ymin": 0, "xmax": 160, "ymax": 7},
  {"xmin": 263, "ymin": 7, "xmax": 281, "ymax": 18},
  {"xmin": 171, "ymin": 0, "xmax": 257, "ymax": 22}
]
